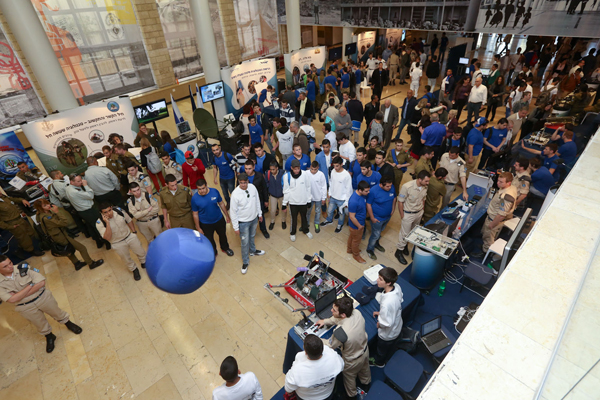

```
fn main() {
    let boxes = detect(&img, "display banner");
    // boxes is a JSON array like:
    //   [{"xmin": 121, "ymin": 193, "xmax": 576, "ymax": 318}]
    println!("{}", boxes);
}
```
[
  {"xmin": 283, "ymin": 46, "xmax": 327, "ymax": 87},
  {"xmin": 221, "ymin": 58, "xmax": 278, "ymax": 118},
  {"xmin": 354, "ymin": 31, "xmax": 376, "ymax": 64},
  {"xmin": 0, "ymin": 130, "xmax": 36, "ymax": 189},
  {"xmin": 383, "ymin": 29, "xmax": 403, "ymax": 50},
  {"xmin": 21, "ymin": 97, "xmax": 138, "ymax": 176}
]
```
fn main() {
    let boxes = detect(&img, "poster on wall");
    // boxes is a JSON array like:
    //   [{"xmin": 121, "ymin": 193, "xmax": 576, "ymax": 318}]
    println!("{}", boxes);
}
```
[
  {"xmin": 0, "ymin": 130, "xmax": 36, "ymax": 190},
  {"xmin": 353, "ymin": 31, "xmax": 376, "ymax": 64},
  {"xmin": 21, "ymin": 97, "xmax": 138, "ymax": 176},
  {"xmin": 284, "ymin": 46, "xmax": 327, "ymax": 87},
  {"xmin": 221, "ymin": 58, "xmax": 278, "ymax": 118}
]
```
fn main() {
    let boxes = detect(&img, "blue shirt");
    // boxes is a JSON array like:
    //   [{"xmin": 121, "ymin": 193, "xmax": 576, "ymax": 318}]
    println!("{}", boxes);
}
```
[
  {"xmin": 350, "ymin": 160, "xmax": 363, "ymax": 190},
  {"xmin": 367, "ymin": 184, "xmax": 396, "ymax": 221},
  {"xmin": 421, "ymin": 122, "xmax": 447, "ymax": 147},
  {"xmin": 355, "ymin": 69, "xmax": 362, "ymax": 84},
  {"xmin": 485, "ymin": 127, "xmax": 508, "ymax": 149},
  {"xmin": 324, "ymin": 75, "xmax": 337, "ymax": 88},
  {"xmin": 249, "ymin": 123, "xmax": 263, "ymax": 144},
  {"xmin": 558, "ymin": 141, "xmax": 577, "ymax": 165},
  {"xmin": 451, "ymin": 138, "xmax": 462, "ymax": 148},
  {"xmin": 348, "ymin": 192, "xmax": 367, "ymax": 229},
  {"xmin": 191, "ymin": 188, "xmax": 223, "ymax": 224},
  {"xmin": 341, "ymin": 73, "xmax": 350, "ymax": 88},
  {"xmin": 356, "ymin": 171, "xmax": 381, "ymax": 188},
  {"xmin": 255, "ymin": 154, "xmax": 266, "ymax": 174},
  {"xmin": 284, "ymin": 154, "xmax": 311, "ymax": 171},
  {"xmin": 306, "ymin": 81, "xmax": 316, "ymax": 101},
  {"xmin": 543, "ymin": 154, "xmax": 559, "ymax": 171},
  {"xmin": 213, "ymin": 152, "xmax": 235, "ymax": 180},
  {"xmin": 466, "ymin": 128, "xmax": 484, "ymax": 156},
  {"xmin": 531, "ymin": 167, "xmax": 555, "ymax": 196}
]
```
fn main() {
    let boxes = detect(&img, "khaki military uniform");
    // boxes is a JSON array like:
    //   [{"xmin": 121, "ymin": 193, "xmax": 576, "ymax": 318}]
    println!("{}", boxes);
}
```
[
  {"xmin": 159, "ymin": 185, "xmax": 194, "ymax": 229},
  {"xmin": 386, "ymin": 149, "xmax": 411, "ymax": 196},
  {"xmin": 16, "ymin": 169, "xmax": 43, "ymax": 182},
  {"xmin": 127, "ymin": 170, "xmax": 153, "ymax": 193},
  {"xmin": 0, "ymin": 197, "xmax": 35, "ymax": 252},
  {"xmin": 482, "ymin": 186, "xmax": 518, "ymax": 252},
  {"xmin": 105, "ymin": 153, "xmax": 121, "ymax": 178},
  {"xmin": 414, "ymin": 156, "xmax": 433, "ymax": 177},
  {"xmin": 162, "ymin": 160, "xmax": 183, "ymax": 183},
  {"xmin": 128, "ymin": 193, "xmax": 162, "ymax": 243},
  {"xmin": 512, "ymin": 171, "xmax": 531, "ymax": 208},
  {"xmin": 423, "ymin": 176, "xmax": 447, "ymax": 223},
  {"xmin": 38, "ymin": 210, "xmax": 93, "ymax": 266},
  {"xmin": 322, "ymin": 311, "xmax": 371, "ymax": 397},
  {"xmin": 439, "ymin": 153, "xmax": 467, "ymax": 208},
  {"xmin": 0, "ymin": 267, "xmax": 68, "ymax": 335},
  {"xmin": 96, "ymin": 208, "xmax": 146, "ymax": 271},
  {"xmin": 397, "ymin": 180, "xmax": 427, "ymax": 250}
]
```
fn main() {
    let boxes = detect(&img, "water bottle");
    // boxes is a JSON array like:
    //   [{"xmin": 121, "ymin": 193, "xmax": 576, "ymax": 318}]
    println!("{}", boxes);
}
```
[
  {"xmin": 438, "ymin": 280, "xmax": 446, "ymax": 297},
  {"xmin": 452, "ymin": 227, "xmax": 461, "ymax": 239}
]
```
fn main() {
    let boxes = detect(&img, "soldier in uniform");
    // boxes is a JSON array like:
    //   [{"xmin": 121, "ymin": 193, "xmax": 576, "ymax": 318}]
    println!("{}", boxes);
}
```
[
  {"xmin": 439, "ymin": 146, "xmax": 469, "ymax": 209},
  {"xmin": 0, "ymin": 194, "xmax": 44, "ymax": 257},
  {"xmin": 127, "ymin": 182, "xmax": 162, "ymax": 243},
  {"xmin": 423, "ymin": 168, "xmax": 448, "ymax": 223},
  {"xmin": 34, "ymin": 199, "xmax": 103, "ymax": 270},
  {"xmin": 0, "ymin": 254, "xmax": 83, "ymax": 353},
  {"xmin": 386, "ymin": 139, "xmax": 412, "ymax": 196},
  {"xmin": 473, "ymin": 172, "xmax": 518, "ymax": 257},
  {"xmin": 62, "ymin": 141, "xmax": 77, "ymax": 166},
  {"xmin": 102, "ymin": 145, "xmax": 122, "ymax": 178},
  {"xmin": 126, "ymin": 162, "xmax": 153, "ymax": 193},
  {"xmin": 159, "ymin": 174, "xmax": 194, "ymax": 229},
  {"xmin": 414, "ymin": 146, "xmax": 435, "ymax": 177},
  {"xmin": 97, "ymin": 202, "xmax": 146, "ymax": 281},
  {"xmin": 512, "ymin": 158, "xmax": 531, "ymax": 210},
  {"xmin": 16, "ymin": 162, "xmax": 43, "ymax": 182},
  {"xmin": 395, "ymin": 170, "xmax": 430, "ymax": 265},
  {"xmin": 160, "ymin": 152, "xmax": 183, "ymax": 184},
  {"xmin": 48, "ymin": 170, "xmax": 89, "ymax": 236},
  {"xmin": 315, "ymin": 297, "xmax": 371, "ymax": 399}
]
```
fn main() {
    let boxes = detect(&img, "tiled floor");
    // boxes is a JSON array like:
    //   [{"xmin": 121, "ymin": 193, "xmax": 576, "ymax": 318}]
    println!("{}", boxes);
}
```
[{"xmin": 0, "ymin": 35, "xmax": 528, "ymax": 399}]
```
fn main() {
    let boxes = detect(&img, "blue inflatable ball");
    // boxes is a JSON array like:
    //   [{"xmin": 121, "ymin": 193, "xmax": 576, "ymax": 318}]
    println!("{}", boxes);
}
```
[{"xmin": 146, "ymin": 228, "xmax": 215, "ymax": 294}]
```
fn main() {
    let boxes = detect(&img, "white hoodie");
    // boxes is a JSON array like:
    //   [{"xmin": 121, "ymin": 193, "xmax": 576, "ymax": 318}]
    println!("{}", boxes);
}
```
[
  {"xmin": 282, "ymin": 170, "xmax": 312, "ymax": 206},
  {"xmin": 308, "ymin": 170, "xmax": 327, "ymax": 202},
  {"xmin": 328, "ymin": 169, "xmax": 353, "ymax": 208},
  {"xmin": 375, "ymin": 283, "xmax": 404, "ymax": 341}
]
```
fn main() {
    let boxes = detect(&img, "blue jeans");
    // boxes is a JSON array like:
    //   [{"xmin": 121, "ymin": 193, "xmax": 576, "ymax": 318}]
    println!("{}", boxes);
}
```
[
  {"xmin": 239, "ymin": 217, "xmax": 258, "ymax": 265},
  {"xmin": 219, "ymin": 177, "xmax": 235, "ymax": 206},
  {"xmin": 325, "ymin": 198, "xmax": 347, "ymax": 228},
  {"xmin": 367, "ymin": 219, "xmax": 389, "ymax": 252},
  {"xmin": 307, "ymin": 200, "xmax": 322, "ymax": 227},
  {"xmin": 395, "ymin": 118, "xmax": 410, "ymax": 139},
  {"xmin": 505, "ymin": 106, "xmax": 511, "ymax": 118}
]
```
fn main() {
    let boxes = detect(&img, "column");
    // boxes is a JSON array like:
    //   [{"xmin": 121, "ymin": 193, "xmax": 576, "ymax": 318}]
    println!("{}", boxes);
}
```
[
  {"xmin": 216, "ymin": 0, "xmax": 242, "ymax": 65},
  {"xmin": 342, "ymin": 27, "xmax": 353, "ymax": 60},
  {"xmin": 189, "ymin": 0, "xmax": 226, "ymax": 120},
  {"xmin": 0, "ymin": 0, "xmax": 78, "ymax": 111},
  {"xmin": 285, "ymin": 0, "xmax": 301, "ymax": 52}
]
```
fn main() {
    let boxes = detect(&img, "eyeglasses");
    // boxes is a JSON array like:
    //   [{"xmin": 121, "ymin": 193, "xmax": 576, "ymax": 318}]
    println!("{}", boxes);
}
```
[{"xmin": 245, "ymin": 190, "xmax": 249, "ymax": 198}]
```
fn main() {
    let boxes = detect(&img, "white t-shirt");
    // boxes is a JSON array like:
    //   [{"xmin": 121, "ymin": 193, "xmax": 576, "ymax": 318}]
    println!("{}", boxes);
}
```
[
  {"xmin": 325, "ymin": 131, "xmax": 338, "ymax": 152},
  {"xmin": 338, "ymin": 141, "xmax": 356, "ymax": 162},
  {"xmin": 284, "ymin": 346, "xmax": 345, "ymax": 400},
  {"xmin": 410, "ymin": 67, "xmax": 422, "ymax": 83},
  {"xmin": 277, "ymin": 129, "xmax": 295, "ymax": 155},
  {"xmin": 212, "ymin": 372, "xmax": 263, "ymax": 400}
]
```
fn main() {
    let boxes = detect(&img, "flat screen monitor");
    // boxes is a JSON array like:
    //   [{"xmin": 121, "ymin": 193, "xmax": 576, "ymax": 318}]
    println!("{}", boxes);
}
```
[
  {"xmin": 134, "ymin": 99, "xmax": 169, "ymax": 124},
  {"xmin": 329, "ymin": 46, "xmax": 342, "ymax": 62},
  {"xmin": 177, "ymin": 121, "xmax": 191, "ymax": 135},
  {"xmin": 459, "ymin": 57, "xmax": 470, "ymax": 65},
  {"xmin": 345, "ymin": 43, "xmax": 357, "ymax": 56},
  {"xmin": 200, "ymin": 81, "xmax": 225, "ymax": 103},
  {"xmin": 480, "ymin": 68, "xmax": 491, "ymax": 76}
]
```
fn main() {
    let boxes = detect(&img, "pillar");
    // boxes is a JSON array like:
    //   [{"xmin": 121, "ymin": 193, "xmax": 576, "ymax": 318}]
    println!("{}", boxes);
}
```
[
  {"xmin": 0, "ymin": 0, "xmax": 78, "ymax": 111},
  {"xmin": 342, "ymin": 27, "xmax": 353, "ymax": 60},
  {"xmin": 216, "ymin": 0, "xmax": 242, "ymax": 65},
  {"xmin": 189, "ymin": 0, "xmax": 226, "ymax": 120},
  {"xmin": 285, "ymin": 0, "xmax": 301, "ymax": 52}
]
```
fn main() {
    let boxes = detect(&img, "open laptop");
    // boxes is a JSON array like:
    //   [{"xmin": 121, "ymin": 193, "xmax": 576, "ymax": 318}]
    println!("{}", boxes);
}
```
[
  {"xmin": 446, "ymin": 218, "xmax": 460, "ymax": 238},
  {"xmin": 421, "ymin": 316, "xmax": 452, "ymax": 353},
  {"xmin": 315, "ymin": 289, "xmax": 337, "ymax": 319}
]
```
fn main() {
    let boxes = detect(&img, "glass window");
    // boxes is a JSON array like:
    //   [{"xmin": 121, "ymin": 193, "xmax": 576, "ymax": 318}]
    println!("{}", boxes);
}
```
[
  {"xmin": 233, "ymin": 0, "xmax": 279, "ymax": 60},
  {"xmin": 31, "ymin": 0, "xmax": 155, "ymax": 104},
  {"xmin": 0, "ymin": 27, "xmax": 46, "ymax": 128}
]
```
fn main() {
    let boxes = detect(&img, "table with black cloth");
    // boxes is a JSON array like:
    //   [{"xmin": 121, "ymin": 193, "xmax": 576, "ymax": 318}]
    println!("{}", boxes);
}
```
[{"xmin": 282, "ymin": 275, "xmax": 421, "ymax": 374}]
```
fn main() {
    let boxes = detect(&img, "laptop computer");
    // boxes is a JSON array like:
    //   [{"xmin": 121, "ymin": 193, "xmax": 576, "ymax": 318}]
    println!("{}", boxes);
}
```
[
  {"xmin": 315, "ymin": 289, "xmax": 337, "ymax": 319},
  {"xmin": 446, "ymin": 218, "xmax": 460, "ymax": 238},
  {"xmin": 421, "ymin": 316, "xmax": 452, "ymax": 353}
]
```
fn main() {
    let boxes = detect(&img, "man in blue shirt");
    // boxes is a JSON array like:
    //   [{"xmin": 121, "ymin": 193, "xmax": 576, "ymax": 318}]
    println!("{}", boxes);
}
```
[
  {"xmin": 340, "ymin": 69, "xmax": 350, "ymax": 94},
  {"xmin": 252, "ymin": 143, "xmax": 275, "ymax": 175},
  {"xmin": 324, "ymin": 70, "xmax": 337, "ymax": 91},
  {"xmin": 248, "ymin": 115, "xmax": 264, "ymax": 145},
  {"xmin": 192, "ymin": 179, "xmax": 234, "ymax": 257},
  {"xmin": 284, "ymin": 144, "xmax": 311, "ymax": 171},
  {"xmin": 466, "ymin": 117, "xmax": 488, "ymax": 177},
  {"xmin": 478, "ymin": 118, "xmax": 508, "ymax": 170},
  {"xmin": 529, "ymin": 158, "xmax": 555, "ymax": 197},
  {"xmin": 348, "ymin": 148, "xmax": 367, "ymax": 190},
  {"xmin": 211, "ymin": 144, "xmax": 236, "ymax": 208},
  {"xmin": 347, "ymin": 181, "xmax": 370, "ymax": 264},
  {"xmin": 365, "ymin": 176, "xmax": 396, "ymax": 260},
  {"xmin": 557, "ymin": 130, "xmax": 577, "ymax": 165},
  {"xmin": 306, "ymin": 75, "xmax": 316, "ymax": 103},
  {"xmin": 356, "ymin": 160, "xmax": 381, "ymax": 188},
  {"xmin": 521, "ymin": 142, "xmax": 560, "ymax": 179},
  {"xmin": 420, "ymin": 112, "xmax": 446, "ymax": 167}
]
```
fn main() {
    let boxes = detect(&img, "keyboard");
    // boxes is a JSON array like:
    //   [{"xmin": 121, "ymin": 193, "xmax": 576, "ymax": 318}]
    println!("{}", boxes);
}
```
[{"xmin": 423, "ymin": 330, "xmax": 447, "ymax": 346}]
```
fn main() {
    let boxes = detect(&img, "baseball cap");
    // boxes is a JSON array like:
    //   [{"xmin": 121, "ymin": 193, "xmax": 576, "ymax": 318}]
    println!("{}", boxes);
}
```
[
  {"xmin": 291, "ymin": 159, "xmax": 300, "ymax": 168},
  {"xmin": 184, "ymin": 151, "xmax": 194, "ymax": 159},
  {"xmin": 475, "ymin": 117, "xmax": 488, "ymax": 127}
]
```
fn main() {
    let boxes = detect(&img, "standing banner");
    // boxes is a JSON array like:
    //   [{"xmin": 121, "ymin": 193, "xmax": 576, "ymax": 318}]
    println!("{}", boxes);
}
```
[
  {"xmin": 21, "ymin": 97, "xmax": 138, "ymax": 176},
  {"xmin": 284, "ymin": 46, "xmax": 327, "ymax": 87},
  {"xmin": 221, "ymin": 58, "xmax": 278, "ymax": 118},
  {"xmin": 383, "ymin": 29, "xmax": 403, "ymax": 50},
  {"xmin": 0, "ymin": 129, "xmax": 36, "ymax": 189},
  {"xmin": 354, "ymin": 31, "xmax": 376, "ymax": 64}
]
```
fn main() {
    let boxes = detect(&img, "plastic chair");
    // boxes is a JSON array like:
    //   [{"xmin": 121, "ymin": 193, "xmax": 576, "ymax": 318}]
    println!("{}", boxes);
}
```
[
  {"xmin": 503, "ymin": 217, "xmax": 521, "ymax": 232},
  {"xmin": 351, "ymin": 120, "xmax": 362, "ymax": 132},
  {"xmin": 383, "ymin": 350, "xmax": 424, "ymax": 399},
  {"xmin": 482, "ymin": 238, "xmax": 507, "ymax": 265},
  {"xmin": 363, "ymin": 380, "xmax": 403, "ymax": 400},
  {"xmin": 460, "ymin": 260, "xmax": 496, "ymax": 293}
]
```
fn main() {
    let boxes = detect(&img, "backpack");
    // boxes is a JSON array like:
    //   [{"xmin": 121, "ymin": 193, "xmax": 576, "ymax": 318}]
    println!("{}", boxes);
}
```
[
  {"xmin": 173, "ymin": 148, "xmax": 186, "ymax": 165},
  {"xmin": 325, "ymin": 115, "xmax": 336, "ymax": 132},
  {"xmin": 129, "ymin": 191, "xmax": 152, "ymax": 206},
  {"xmin": 535, "ymin": 86, "xmax": 553, "ymax": 106},
  {"xmin": 146, "ymin": 147, "xmax": 162, "ymax": 174},
  {"xmin": 99, "ymin": 207, "xmax": 126, "ymax": 228}
]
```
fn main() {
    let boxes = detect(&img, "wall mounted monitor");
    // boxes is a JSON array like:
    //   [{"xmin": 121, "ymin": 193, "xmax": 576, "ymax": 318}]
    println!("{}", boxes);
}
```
[
  {"xmin": 345, "ymin": 43, "xmax": 357, "ymax": 56},
  {"xmin": 200, "ymin": 81, "xmax": 225, "ymax": 103},
  {"xmin": 134, "ymin": 99, "xmax": 169, "ymax": 124}
]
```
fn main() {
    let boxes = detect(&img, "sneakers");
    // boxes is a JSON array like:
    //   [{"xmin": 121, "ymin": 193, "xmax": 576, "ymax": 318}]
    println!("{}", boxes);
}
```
[
  {"xmin": 402, "ymin": 246, "xmax": 410, "ymax": 256},
  {"xmin": 241, "ymin": 264, "xmax": 248, "ymax": 274},
  {"xmin": 65, "ymin": 320, "xmax": 82, "ymax": 334},
  {"xmin": 395, "ymin": 249, "xmax": 407, "ymax": 265},
  {"xmin": 132, "ymin": 268, "xmax": 141, "ymax": 281},
  {"xmin": 282, "ymin": 222, "xmax": 287, "ymax": 230},
  {"xmin": 90, "ymin": 259, "xmax": 104, "ymax": 269},
  {"xmin": 335, "ymin": 226, "xmax": 343, "ymax": 233},
  {"xmin": 321, "ymin": 220, "xmax": 332, "ymax": 227},
  {"xmin": 368, "ymin": 357, "xmax": 385, "ymax": 368},
  {"xmin": 306, "ymin": 232, "xmax": 313, "ymax": 239},
  {"xmin": 250, "ymin": 250, "xmax": 265, "ymax": 256},
  {"xmin": 366, "ymin": 250, "xmax": 377, "ymax": 260},
  {"xmin": 223, "ymin": 248, "xmax": 234, "ymax": 256},
  {"xmin": 315, "ymin": 224, "xmax": 320, "ymax": 233},
  {"xmin": 290, "ymin": 235, "xmax": 296, "ymax": 242},
  {"xmin": 374, "ymin": 244, "xmax": 385, "ymax": 252},
  {"xmin": 262, "ymin": 230, "xmax": 270, "ymax": 239}
]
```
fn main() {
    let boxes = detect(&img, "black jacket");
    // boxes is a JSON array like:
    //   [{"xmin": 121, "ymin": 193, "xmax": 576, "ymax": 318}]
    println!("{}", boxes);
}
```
[
  {"xmin": 373, "ymin": 162, "xmax": 394, "ymax": 180},
  {"xmin": 255, "ymin": 112, "xmax": 272, "ymax": 136},
  {"xmin": 247, "ymin": 172, "xmax": 268, "ymax": 210},
  {"xmin": 364, "ymin": 101, "xmax": 381, "ymax": 127},
  {"xmin": 400, "ymin": 97, "xmax": 418, "ymax": 121},
  {"xmin": 426, "ymin": 61, "xmax": 440, "ymax": 79},
  {"xmin": 295, "ymin": 98, "xmax": 315, "ymax": 120},
  {"xmin": 370, "ymin": 69, "xmax": 388, "ymax": 91},
  {"xmin": 347, "ymin": 99, "xmax": 364, "ymax": 123}
]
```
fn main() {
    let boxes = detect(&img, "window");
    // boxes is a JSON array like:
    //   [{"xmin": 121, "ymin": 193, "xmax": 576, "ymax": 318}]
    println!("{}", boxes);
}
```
[
  {"xmin": 31, "ymin": 0, "xmax": 155, "ymax": 104},
  {"xmin": 0, "ymin": 27, "xmax": 46, "ymax": 128},
  {"xmin": 233, "ymin": 0, "xmax": 279, "ymax": 60}
]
